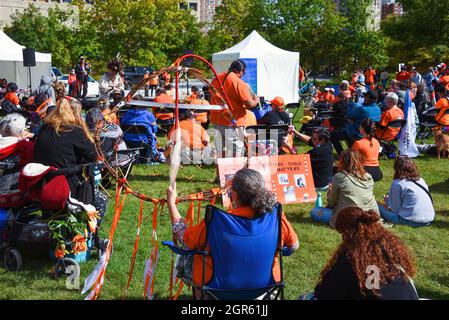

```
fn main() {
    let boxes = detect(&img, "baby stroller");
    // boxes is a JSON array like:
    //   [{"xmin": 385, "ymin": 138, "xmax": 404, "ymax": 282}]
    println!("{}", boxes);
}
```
[{"xmin": 0, "ymin": 161, "xmax": 110, "ymax": 287}]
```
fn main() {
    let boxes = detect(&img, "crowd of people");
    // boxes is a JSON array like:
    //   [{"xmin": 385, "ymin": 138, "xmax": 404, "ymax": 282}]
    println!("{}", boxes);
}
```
[{"xmin": 0, "ymin": 57, "xmax": 447, "ymax": 301}]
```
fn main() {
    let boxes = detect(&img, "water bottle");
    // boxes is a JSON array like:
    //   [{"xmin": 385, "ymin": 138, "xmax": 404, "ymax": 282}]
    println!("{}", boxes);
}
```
[{"xmin": 315, "ymin": 192, "xmax": 322, "ymax": 208}]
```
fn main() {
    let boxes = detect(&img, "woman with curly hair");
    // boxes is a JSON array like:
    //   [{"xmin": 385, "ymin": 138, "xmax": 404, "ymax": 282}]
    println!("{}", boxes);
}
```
[
  {"xmin": 307, "ymin": 207, "xmax": 419, "ymax": 300},
  {"xmin": 378, "ymin": 156, "xmax": 435, "ymax": 227},
  {"xmin": 311, "ymin": 149, "xmax": 379, "ymax": 227}
]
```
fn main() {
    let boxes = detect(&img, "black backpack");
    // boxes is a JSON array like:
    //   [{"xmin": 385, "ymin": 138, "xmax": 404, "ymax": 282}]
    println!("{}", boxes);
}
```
[{"xmin": 0, "ymin": 99, "xmax": 19, "ymax": 113}]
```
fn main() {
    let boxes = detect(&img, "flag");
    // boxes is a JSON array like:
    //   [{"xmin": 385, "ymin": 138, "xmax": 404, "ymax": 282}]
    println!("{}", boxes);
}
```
[{"xmin": 399, "ymin": 89, "xmax": 420, "ymax": 158}]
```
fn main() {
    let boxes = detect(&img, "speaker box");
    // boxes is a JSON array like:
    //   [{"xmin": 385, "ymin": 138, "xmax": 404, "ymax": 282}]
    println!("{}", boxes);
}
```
[
  {"xmin": 23, "ymin": 48, "xmax": 36, "ymax": 67},
  {"xmin": 182, "ymin": 50, "xmax": 194, "ymax": 67}
]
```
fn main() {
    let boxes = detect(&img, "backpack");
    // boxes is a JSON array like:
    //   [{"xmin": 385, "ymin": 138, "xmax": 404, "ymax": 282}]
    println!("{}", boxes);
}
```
[{"xmin": 0, "ymin": 99, "xmax": 19, "ymax": 113}]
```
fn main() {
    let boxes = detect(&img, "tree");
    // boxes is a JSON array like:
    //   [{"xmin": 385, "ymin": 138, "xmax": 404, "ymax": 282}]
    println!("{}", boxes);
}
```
[
  {"xmin": 4, "ymin": 4, "xmax": 77, "ymax": 69},
  {"xmin": 382, "ymin": 0, "xmax": 449, "ymax": 68}
]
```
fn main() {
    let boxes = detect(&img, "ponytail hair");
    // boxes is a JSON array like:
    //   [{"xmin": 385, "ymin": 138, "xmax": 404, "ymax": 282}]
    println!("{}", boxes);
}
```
[
  {"xmin": 231, "ymin": 168, "xmax": 276, "ymax": 216},
  {"xmin": 360, "ymin": 118, "xmax": 376, "ymax": 147}
]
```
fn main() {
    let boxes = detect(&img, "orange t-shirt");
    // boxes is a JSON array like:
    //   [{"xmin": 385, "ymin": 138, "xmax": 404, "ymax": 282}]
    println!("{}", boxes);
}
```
[
  {"xmin": 183, "ymin": 206, "xmax": 298, "ymax": 287},
  {"xmin": 168, "ymin": 119, "xmax": 209, "ymax": 149},
  {"xmin": 245, "ymin": 109, "xmax": 257, "ymax": 127},
  {"xmin": 143, "ymin": 74, "xmax": 150, "ymax": 85},
  {"xmin": 4, "ymin": 92, "xmax": 20, "ymax": 106},
  {"xmin": 102, "ymin": 109, "xmax": 119, "ymax": 125},
  {"xmin": 365, "ymin": 70, "xmax": 376, "ymax": 84},
  {"xmin": 299, "ymin": 69, "xmax": 305, "ymax": 82},
  {"xmin": 189, "ymin": 98, "xmax": 209, "ymax": 124},
  {"xmin": 210, "ymin": 72, "xmax": 251, "ymax": 127},
  {"xmin": 352, "ymin": 137, "xmax": 381, "ymax": 167},
  {"xmin": 435, "ymin": 97, "xmax": 449, "ymax": 125},
  {"xmin": 376, "ymin": 106, "xmax": 405, "ymax": 140},
  {"xmin": 396, "ymin": 71, "xmax": 411, "ymax": 82},
  {"xmin": 153, "ymin": 93, "xmax": 175, "ymax": 120}
]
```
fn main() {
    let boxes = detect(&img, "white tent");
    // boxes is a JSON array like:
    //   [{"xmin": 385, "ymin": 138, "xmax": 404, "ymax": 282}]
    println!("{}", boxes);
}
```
[
  {"xmin": 0, "ymin": 30, "xmax": 51, "ymax": 92},
  {"xmin": 212, "ymin": 30, "xmax": 299, "ymax": 104}
]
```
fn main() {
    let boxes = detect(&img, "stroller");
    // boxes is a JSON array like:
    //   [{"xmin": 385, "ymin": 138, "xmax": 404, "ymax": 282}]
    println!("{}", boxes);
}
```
[{"xmin": 0, "ymin": 161, "xmax": 110, "ymax": 287}]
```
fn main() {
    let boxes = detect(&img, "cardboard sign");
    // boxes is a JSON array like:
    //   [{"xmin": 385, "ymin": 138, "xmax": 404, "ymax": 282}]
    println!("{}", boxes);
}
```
[{"xmin": 218, "ymin": 155, "xmax": 317, "ymax": 209}]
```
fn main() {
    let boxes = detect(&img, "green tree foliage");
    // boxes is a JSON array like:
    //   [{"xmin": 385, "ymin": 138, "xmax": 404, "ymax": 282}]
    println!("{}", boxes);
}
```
[
  {"xmin": 383, "ymin": 0, "xmax": 449, "ymax": 68},
  {"xmin": 4, "ymin": 5, "xmax": 78, "ymax": 70}
]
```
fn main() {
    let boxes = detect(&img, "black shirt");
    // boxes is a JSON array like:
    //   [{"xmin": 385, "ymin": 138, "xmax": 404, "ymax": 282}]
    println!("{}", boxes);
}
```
[
  {"xmin": 315, "ymin": 254, "xmax": 419, "ymax": 300},
  {"xmin": 34, "ymin": 125, "xmax": 97, "ymax": 200},
  {"xmin": 258, "ymin": 110, "xmax": 291, "ymax": 126},
  {"xmin": 307, "ymin": 140, "xmax": 334, "ymax": 189}
]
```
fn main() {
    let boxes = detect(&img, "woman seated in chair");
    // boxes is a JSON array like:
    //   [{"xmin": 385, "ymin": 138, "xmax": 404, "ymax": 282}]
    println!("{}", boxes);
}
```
[
  {"xmin": 378, "ymin": 156, "xmax": 435, "ymax": 227},
  {"xmin": 86, "ymin": 107, "xmax": 126, "ymax": 156},
  {"xmin": 375, "ymin": 92, "xmax": 404, "ymax": 141},
  {"xmin": 167, "ymin": 168, "xmax": 299, "ymax": 297},
  {"xmin": 310, "ymin": 149, "xmax": 379, "ymax": 228},
  {"xmin": 352, "ymin": 119, "xmax": 383, "ymax": 182},
  {"xmin": 0, "ymin": 113, "xmax": 34, "ymax": 169},
  {"xmin": 0, "ymin": 113, "xmax": 35, "ymax": 208},
  {"xmin": 166, "ymin": 110, "xmax": 213, "ymax": 165},
  {"xmin": 302, "ymin": 207, "xmax": 419, "ymax": 300},
  {"xmin": 34, "ymin": 97, "xmax": 98, "ymax": 204}
]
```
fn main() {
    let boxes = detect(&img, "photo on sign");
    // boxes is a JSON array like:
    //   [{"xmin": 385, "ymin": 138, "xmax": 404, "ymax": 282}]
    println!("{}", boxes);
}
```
[
  {"xmin": 277, "ymin": 174, "xmax": 289, "ymax": 185},
  {"xmin": 283, "ymin": 186, "xmax": 296, "ymax": 202},
  {"xmin": 294, "ymin": 174, "xmax": 307, "ymax": 188}
]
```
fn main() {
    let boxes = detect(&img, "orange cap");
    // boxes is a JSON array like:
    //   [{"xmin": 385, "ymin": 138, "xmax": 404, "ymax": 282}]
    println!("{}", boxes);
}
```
[{"xmin": 270, "ymin": 96, "xmax": 284, "ymax": 107}]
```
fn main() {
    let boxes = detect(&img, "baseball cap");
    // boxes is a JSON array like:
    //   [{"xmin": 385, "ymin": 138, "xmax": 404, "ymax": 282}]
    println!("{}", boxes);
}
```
[
  {"xmin": 270, "ymin": 96, "xmax": 285, "ymax": 107},
  {"xmin": 324, "ymin": 87, "xmax": 331, "ymax": 91}
]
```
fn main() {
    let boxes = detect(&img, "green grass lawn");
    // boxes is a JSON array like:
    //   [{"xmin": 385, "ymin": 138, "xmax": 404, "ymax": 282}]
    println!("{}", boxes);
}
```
[{"xmin": 1, "ymin": 111, "xmax": 449, "ymax": 300}]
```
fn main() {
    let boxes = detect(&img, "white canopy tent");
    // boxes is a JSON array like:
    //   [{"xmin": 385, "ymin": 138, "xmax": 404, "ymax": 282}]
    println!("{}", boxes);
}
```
[
  {"xmin": 212, "ymin": 30, "xmax": 299, "ymax": 104},
  {"xmin": 0, "ymin": 30, "xmax": 51, "ymax": 92}
]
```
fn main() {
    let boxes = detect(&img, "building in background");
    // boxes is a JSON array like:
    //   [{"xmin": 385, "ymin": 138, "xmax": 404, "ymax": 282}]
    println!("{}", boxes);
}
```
[
  {"xmin": 0, "ymin": 0, "xmax": 84, "ymax": 29},
  {"xmin": 381, "ymin": 0, "xmax": 403, "ymax": 19},
  {"xmin": 180, "ymin": 0, "xmax": 222, "ymax": 30},
  {"xmin": 333, "ymin": 0, "xmax": 382, "ymax": 31}
]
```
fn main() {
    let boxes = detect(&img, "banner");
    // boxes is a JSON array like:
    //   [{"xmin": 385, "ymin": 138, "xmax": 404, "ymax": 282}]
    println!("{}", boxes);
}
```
[
  {"xmin": 399, "ymin": 89, "xmax": 420, "ymax": 158},
  {"xmin": 240, "ymin": 58, "xmax": 258, "ymax": 95},
  {"xmin": 218, "ymin": 155, "xmax": 316, "ymax": 209}
]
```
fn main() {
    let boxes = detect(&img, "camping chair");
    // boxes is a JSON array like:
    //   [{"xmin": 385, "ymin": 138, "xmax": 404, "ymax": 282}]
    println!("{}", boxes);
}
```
[
  {"xmin": 121, "ymin": 124, "xmax": 157, "ymax": 163},
  {"xmin": 163, "ymin": 203, "xmax": 289, "ymax": 300},
  {"xmin": 418, "ymin": 107, "xmax": 449, "ymax": 143},
  {"xmin": 377, "ymin": 119, "xmax": 407, "ymax": 160}
]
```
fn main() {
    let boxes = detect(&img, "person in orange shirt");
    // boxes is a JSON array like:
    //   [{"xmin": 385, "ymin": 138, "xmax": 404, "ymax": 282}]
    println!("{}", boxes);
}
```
[
  {"xmin": 188, "ymin": 91, "xmax": 210, "ymax": 128},
  {"xmin": 375, "ymin": 92, "xmax": 405, "ymax": 141},
  {"xmin": 299, "ymin": 65, "xmax": 305, "ymax": 86},
  {"xmin": 97, "ymin": 95, "xmax": 119, "ymax": 125},
  {"xmin": 210, "ymin": 59, "xmax": 260, "ymax": 158},
  {"xmin": 167, "ymin": 168, "xmax": 299, "ymax": 296},
  {"xmin": 153, "ymin": 88, "xmax": 175, "ymax": 124},
  {"xmin": 162, "ymin": 71, "xmax": 171, "ymax": 86},
  {"xmin": 434, "ymin": 82, "xmax": 449, "ymax": 126},
  {"xmin": 143, "ymin": 70, "xmax": 151, "ymax": 97},
  {"xmin": 396, "ymin": 66, "xmax": 411, "ymax": 83},
  {"xmin": 322, "ymin": 88, "xmax": 335, "ymax": 103},
  {"xmin": 149, "ymin": 71, "xmax": 158, "ymax": 97},
  {"xmin": 352, "ymin": 118, "xmax": 383, "ymax": 182},
  {"xmin": 167, "ymin": 110, "xmax": 209, "ymax": 150},
  {"xmin": 3, "ymin": 82, "xmax": 20, "ymax": 109},
  {"xmin": 68, "ymin": 69, "xmax": 77, "ymax": 97},
  {"xmin": 365, "ymin": 66, "xmax": 376, "ymax": 90}
]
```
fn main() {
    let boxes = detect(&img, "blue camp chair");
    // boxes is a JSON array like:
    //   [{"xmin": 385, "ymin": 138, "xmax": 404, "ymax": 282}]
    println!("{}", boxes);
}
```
[{"xmin": 163, "ymin": 203, "xmax": 291, "ymax": 300}]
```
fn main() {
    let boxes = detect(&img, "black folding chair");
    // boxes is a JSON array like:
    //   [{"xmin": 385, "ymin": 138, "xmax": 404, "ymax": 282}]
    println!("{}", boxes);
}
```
[
  {"xmin": 268, "ymin": 124, "xmax": 290, "ymax": 154},
  {"xmin": 377, "ymin": 119, "xmax": 407, "ymax": 160}
]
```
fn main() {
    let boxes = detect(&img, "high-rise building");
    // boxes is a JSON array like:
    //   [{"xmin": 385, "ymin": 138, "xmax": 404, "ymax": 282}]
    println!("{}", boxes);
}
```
[
  {"xmin": 381, "ymin": 0, "xmax": 403, "ymax": 19},
  {"xmin": 0, "ymin": 0, "xmax": 86, "ymax": 29},
  {"xmin": 199, "ymin": 0, "xmax": 222, "ymax": 24},
  {"xmin": 333, "ymin": 0, "xmax": 382, "ymax": 30}
]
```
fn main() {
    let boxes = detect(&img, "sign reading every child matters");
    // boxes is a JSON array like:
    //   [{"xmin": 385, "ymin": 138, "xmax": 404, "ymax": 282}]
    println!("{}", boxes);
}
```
[{"xmin": 218, "ymin": 155, "xmax": 317, "ymax": 209}]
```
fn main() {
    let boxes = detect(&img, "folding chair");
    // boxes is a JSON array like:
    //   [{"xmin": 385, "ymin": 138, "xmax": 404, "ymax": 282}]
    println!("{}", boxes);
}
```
[
  {"xmin": 163, "ymin": 203, "xmax": 289, "ymax": 300},
  {"xmin": 121, "ymin": 124, "xmax": 157, "ymax": 163},
  {"xmin": 377, "ymin": 119, "xmax": 407, "ymax": 160},
  {"xmin": 246, "ymin": 124, "xmax": 272, "ymax": 156}
]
